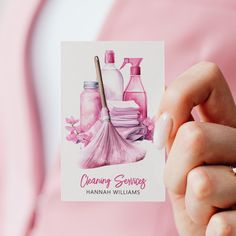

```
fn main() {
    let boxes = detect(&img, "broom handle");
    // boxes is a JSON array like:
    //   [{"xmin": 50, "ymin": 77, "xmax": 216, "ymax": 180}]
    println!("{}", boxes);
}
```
[{"xmin": 94, "ymin": 56, "xmax": 108, "ymax": 109}]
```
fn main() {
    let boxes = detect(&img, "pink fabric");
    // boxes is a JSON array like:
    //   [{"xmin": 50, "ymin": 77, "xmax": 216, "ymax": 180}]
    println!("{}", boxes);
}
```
[
  {"xmin": 0, "ymin": 0, "xmax": 45, "ymax": 235},
  {"xmin": 99, "ymin": 0, "xmax": 236, "ymax": 96},
  {"xmin": 1, "ymin": 0, "xmax": 236, "ymax": 236},
  {"xmin": 116, "ymin": 125, "xmax": 147, "ymax": 141}
]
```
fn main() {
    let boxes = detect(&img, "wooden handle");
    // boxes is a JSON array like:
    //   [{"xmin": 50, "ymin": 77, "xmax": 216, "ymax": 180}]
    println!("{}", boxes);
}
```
[{"xmin": 94, "ymin": 56, "xmax": 108, "ymax": 109}]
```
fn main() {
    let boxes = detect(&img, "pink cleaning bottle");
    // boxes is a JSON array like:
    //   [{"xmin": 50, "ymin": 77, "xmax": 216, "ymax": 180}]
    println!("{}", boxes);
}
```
[
  {"xmin": 120, "ymin": 58, "xmax": 147, "ymax": 120},
  {"xmin": 80, "ymin": 81, "xmax": 102, "ymax": 132},
  {"xmin": 102, "ymin": 50, "xmax": 124, "ymax": 100}
]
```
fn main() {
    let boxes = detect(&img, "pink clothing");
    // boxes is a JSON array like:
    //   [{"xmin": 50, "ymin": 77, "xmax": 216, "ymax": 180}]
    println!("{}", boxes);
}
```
[
  {"xmin": 0, "ymin": 0, "xmax": 45, "ymax": 235},
  {"xmin": 1, "ymin": 0, "xmax": 236, "ymax": 236},
  {"xmin": 99, "ymin": 0, "xmax": 236, "ymax": 96}
]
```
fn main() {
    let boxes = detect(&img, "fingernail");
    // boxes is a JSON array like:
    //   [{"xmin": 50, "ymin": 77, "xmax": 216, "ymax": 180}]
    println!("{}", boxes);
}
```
[{"xmin": 154, "ymin": 112, "xmax": 173, "ymax": 149}]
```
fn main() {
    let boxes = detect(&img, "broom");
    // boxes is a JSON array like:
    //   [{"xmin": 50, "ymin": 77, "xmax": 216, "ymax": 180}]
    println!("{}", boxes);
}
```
[{"xmin": 80, "ymin": 56, "xmax": 146, "ymax": 169}]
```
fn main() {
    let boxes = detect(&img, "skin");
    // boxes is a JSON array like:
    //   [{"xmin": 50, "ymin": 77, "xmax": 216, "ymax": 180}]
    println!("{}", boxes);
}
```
[{"xmin": 158, "ymin": 62, "xmax": 236, "ymax": 236}]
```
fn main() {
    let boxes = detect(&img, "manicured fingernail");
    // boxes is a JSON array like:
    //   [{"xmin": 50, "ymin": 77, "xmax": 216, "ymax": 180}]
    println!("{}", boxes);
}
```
[
  {"xmin": 232, "ymin": 167, "xmax": 236, "ymax": 174},
  {"xmin": 154, "ymin": 112, "xmax": 173, "ymax": 149}
]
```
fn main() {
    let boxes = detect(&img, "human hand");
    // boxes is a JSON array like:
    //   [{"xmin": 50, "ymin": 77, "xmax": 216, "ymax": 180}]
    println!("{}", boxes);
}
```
[{"xmin": 154, "ymin": 62, "xmax": 236, "ymax": 236}]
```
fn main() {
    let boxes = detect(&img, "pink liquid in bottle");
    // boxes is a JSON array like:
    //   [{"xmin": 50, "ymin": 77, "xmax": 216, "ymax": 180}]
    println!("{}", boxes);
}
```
[
  {"xmin": 120, "ymin": 58, "xmax": 147, "ymax": 120},
  {"xmin": 80, "ymin": 81, "xmax": 102, "ymax": 132},
  {"xmin": 123, "ymin": 75, "xmax": 147, "ymax": 120}
]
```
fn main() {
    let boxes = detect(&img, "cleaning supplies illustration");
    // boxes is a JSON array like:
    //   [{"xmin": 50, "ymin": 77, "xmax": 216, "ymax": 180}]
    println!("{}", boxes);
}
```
[
  {"xmin": 102, "ymin": 50, "xmax": 124, "ymax": 100},
  {"xmin": 120, "ymin": 58, "xmax": 147, "ymax": 120},
  {"xmin": 80, "ymin": 81, "xmax": 102, "ymax": 132},
  {"xmin": 80, "ymin": 56, "xmax": 145, "ymax": 169}
]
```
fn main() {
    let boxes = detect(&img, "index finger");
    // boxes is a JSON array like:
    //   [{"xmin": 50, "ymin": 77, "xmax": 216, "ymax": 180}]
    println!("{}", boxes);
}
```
[{"xmin": 156, "ymin": 61, "xmax": 236, "ymax": 148}]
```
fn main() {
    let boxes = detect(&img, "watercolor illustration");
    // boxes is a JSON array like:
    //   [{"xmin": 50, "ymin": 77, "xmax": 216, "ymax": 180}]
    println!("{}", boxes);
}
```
[{"xmin": 65, "ymin": 50, "xmax": 155, "ymax": 169}]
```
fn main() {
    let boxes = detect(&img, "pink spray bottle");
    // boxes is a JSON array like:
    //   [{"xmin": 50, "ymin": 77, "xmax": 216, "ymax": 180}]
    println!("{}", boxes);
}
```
[{"xmin": 120, "ymin": 58, "xmax": 147, "ymax": 120}]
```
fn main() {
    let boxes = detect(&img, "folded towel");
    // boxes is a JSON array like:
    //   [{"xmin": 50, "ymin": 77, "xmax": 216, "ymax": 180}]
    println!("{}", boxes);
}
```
[
  {"xmin": 108, "ymin": 100, "xmax": 142, "ymax": 129},
  {"xmin": 110, "ymin": 110, "xmax": 140, "ymax": 116},
  {"xmin": 111, "ymin": 119, "xmax": 140, "ymax": 127},
  {"xmin": 108, "ymin": 100, "xmax": 139, "ymax": 110},
  {"xmin": 110, "ymin": 114, "xmax": 139, "ymax": 120},
  {"xmin": 116, "ymin": 125, "xmax": 147, "ymax": 141},
  {"xmin": 109, "ymin": 100, "xmax": 140, "ymax": 118}
]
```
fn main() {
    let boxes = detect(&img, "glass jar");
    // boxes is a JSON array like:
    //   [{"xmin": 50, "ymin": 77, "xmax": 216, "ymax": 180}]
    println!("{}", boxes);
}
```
[{"xmin": 80, "ymin": 81, "xmax": 101, "ymax": 132}]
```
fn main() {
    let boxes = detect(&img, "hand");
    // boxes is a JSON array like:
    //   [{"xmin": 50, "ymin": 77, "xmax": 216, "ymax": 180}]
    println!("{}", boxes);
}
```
[{"xmin": 155, "ymin": 62, "xmax": 236, "ymax": 236}]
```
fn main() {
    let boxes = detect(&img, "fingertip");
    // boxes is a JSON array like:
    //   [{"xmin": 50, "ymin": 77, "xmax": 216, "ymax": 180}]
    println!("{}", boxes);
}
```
[{"xmin": 206, "ymin": 214, "xmax": 232, "ymax": 236}]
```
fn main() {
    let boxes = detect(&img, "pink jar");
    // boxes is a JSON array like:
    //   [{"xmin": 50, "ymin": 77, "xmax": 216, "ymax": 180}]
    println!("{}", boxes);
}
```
[{"xmin": 80, "ymin": 81, "xmax": 101, "ymax": 132}]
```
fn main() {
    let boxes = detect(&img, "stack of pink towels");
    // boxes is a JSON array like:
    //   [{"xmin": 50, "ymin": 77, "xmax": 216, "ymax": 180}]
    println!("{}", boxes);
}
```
[
  {"xmin": 108, "ymin": 101, "xmax": 147, "ymax": 141},
  {"xmin": 108, "ymin": 101, "xmax": 140, "ymax": 127}
]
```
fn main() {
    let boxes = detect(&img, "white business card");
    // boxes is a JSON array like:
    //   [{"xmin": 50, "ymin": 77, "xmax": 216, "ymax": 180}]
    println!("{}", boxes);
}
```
[{"xmin": 61, "ymin": 41, "xmax": 165, "ymax": 201}]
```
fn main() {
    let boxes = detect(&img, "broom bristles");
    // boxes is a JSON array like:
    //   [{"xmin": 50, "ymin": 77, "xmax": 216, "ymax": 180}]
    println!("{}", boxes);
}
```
[{"xmin": 80, "ymin": 121, "xmax": 146, "ymax": 169}]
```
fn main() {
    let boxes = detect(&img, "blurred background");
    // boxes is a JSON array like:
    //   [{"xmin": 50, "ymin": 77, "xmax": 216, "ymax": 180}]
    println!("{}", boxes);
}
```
[{"xmin": 0, "ymin": 0, "xmax": 6, "ymax": 12}]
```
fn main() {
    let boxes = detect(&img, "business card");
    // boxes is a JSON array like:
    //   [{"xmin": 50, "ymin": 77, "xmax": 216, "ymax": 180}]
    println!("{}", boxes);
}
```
[{"xmin": 61, "ymin": 41, "xmax": 165, "ymax": 201}]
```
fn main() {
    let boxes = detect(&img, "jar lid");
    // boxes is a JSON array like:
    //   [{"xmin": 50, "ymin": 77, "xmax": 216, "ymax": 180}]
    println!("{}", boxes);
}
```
[{"xmin": 83, "ymin": 81, "xmax": 99, "ymax": 89}]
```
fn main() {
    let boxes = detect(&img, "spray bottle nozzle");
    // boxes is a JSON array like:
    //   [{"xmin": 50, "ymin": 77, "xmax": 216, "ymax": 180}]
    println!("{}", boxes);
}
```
[{"xmin": 120, "ymin": 58, "xmax": 143, "ymax": 75}]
